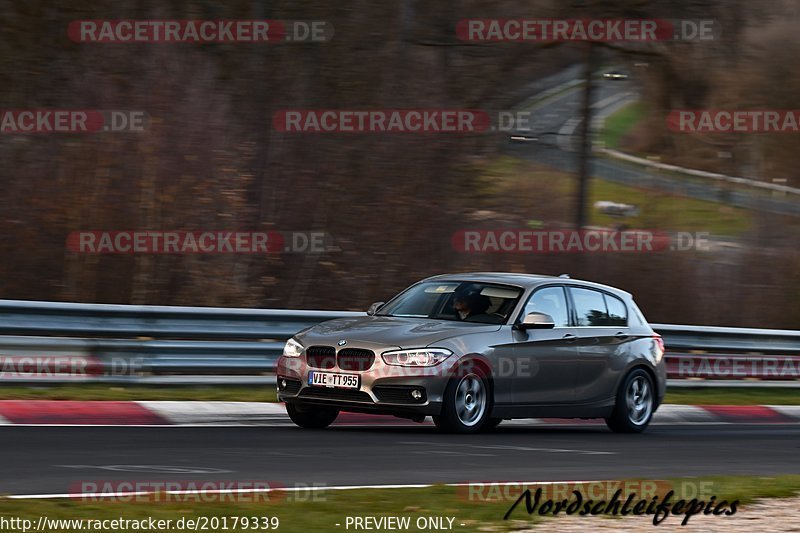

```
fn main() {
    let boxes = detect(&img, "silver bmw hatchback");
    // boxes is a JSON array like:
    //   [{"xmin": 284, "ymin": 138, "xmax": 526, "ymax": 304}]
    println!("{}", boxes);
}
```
[{"xmin": 277, "ymin": 273, "xmax": 666, "ymax": 434}]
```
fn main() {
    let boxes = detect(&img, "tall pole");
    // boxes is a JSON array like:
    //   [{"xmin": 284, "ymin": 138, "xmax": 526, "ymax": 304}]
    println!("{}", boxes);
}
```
[{"xmin": 576, "ymin": 43, "xmax": 597, "ymax": 230}]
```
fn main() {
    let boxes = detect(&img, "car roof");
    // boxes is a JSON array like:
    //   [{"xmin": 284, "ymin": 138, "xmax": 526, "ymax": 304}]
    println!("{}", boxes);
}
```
[{"xmin": 421, "ymin": 272, "xmax": 631, "ymax": 296}]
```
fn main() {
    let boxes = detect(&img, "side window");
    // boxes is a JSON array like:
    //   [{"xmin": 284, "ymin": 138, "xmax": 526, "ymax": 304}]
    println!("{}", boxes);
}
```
[
  {"xmin": 522, "ymin": 286, "xmax": 569, "ymax": 327},
  {"xmin": 604, "ymin": 294, "xmax": 628, "ymax": 327},
  {"xmin": 569, "ymin": 287, "xmax": 608, "ymax": 326}
]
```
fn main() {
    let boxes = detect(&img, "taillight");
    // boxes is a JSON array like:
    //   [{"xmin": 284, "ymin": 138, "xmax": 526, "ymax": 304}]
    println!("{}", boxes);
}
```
[{"xmin": 653, "ymin": 335, "xmax": 665, "ymax": 358}]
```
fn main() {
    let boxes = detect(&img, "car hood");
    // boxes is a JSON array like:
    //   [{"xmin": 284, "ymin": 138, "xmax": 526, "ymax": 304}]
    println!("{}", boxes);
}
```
[{"xmin": 296, "ymin": 315, "xmax": 502, "ymax": 349}]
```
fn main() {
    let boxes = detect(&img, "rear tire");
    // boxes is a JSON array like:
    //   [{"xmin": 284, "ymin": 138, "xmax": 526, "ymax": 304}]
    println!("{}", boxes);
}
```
[
  {"xmin": 605, "ymin": 369, "xmax": 654, "ymax": 433},
  {"xmin": 286, "ymin": 402, "xmax": 339, "ymax": 429},
  {"xmin": 479, "ymin": 418, "xmax": 503, "ymax": 432},
  {"xmin": 433, "ymin": 366, "xmax": 492, "ymax": 434}
]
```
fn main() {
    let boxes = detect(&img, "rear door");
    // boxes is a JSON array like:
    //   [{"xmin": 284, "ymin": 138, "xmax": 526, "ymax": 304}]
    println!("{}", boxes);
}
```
[
  {"xmin": 511, "ymin": 285, "xmax": 580, "ymax": 404},
  {"xmin": 567, "ymin": 286, "xmax": 632, "ymax": 403}
]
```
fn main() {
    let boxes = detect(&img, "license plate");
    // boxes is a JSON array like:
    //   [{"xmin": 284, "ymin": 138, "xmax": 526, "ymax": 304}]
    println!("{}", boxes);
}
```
[{"xmin": 308, "ymin": 371, "xmax": 360, "ymax": 389}]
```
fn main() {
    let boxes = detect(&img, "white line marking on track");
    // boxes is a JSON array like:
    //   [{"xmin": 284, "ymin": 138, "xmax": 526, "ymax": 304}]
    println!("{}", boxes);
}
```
[
  {"xmin": 414, "ymin": 450, "xmax": 495, "ymax": 457},
  {"xmin": 401, "ymin": 441, "xmax": 616, "ymax": 455},
  {"xmin": 3, "ymin": 480, "xmax": 605, "ymax": 500},
  {"xmin": 55, "ymin": 465, "xmax": 232, "ymax": 473}
]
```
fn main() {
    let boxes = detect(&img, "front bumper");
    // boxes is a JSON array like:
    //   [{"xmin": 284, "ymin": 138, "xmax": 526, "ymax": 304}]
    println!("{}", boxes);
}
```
[{"xmin": 276, "ymin": 347, "xmax": 456, "ymax": 416}]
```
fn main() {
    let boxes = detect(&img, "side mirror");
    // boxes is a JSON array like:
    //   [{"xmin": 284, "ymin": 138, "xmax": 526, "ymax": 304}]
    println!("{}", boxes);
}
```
[
  {"xmin": 515, "ymin": 312, "xmax": 555, "ymax": 330},
  {"xmin": 367, "ymin": 301, "xmax": 385, "ymax": 316}
]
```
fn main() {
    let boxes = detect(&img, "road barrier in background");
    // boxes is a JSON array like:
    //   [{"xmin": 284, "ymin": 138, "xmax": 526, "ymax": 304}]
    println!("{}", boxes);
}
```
[{"xmin": 0, "ymin": 300, "xmax": 798, "ymax": 387}]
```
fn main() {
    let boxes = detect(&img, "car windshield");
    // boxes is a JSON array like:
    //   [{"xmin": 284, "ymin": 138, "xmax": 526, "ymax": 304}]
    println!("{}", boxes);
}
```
[{"xmin": 377, "ymin": 281, "xmax": 522, "ymax": 324}]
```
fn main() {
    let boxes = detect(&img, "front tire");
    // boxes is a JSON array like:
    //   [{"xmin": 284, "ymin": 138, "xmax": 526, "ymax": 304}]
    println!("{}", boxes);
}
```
[
  {"xmin": 605, "ymin": 369, "xmax": 654, "ymax": 433},
  {"xmin": 433, "ymin": 366, "xmax": 492, "ymax": 434},
  {"xmin": 286, "ymin": 402, "xmax": 339, "ymax": 429}
]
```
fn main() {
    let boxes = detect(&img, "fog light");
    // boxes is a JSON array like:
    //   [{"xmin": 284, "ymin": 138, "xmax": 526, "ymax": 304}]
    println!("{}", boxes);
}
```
[{"xmin": 411, "ymin": 389, "xmax": 423, "ymax": 400}]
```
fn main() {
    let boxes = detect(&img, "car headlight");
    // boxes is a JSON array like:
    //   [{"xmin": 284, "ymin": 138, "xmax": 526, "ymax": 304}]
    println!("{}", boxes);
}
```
[
  {"xmin": 381, "ymin": 348, "xmax": 452, "ymax": 367},
  {"xmin": 282, "ymin": 338, "xmax": 304, "ymax": 358}
]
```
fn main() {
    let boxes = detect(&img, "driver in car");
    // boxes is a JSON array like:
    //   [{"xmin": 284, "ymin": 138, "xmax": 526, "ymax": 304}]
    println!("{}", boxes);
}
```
[{"xmin": 453, "ymin": 288, "xmax": 492, "ymax": 321}]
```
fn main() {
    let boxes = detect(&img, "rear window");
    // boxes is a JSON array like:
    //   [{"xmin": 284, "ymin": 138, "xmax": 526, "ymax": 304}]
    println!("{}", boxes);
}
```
[
  {"xmin": 569, "ymin": 287, "xmax": 628, "ymax": 327},
  {"xmin": 629, "ymin": 300, "xmax": 648, "ymax": 326},
  {"xmin": 604, "ymin": 294, "xmax": 628, "ymax": 327}
]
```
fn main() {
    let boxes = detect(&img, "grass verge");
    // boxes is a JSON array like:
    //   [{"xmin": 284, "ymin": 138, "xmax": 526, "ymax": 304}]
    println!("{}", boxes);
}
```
[
  {"xmin": 664, "ymin": 386, "xmax": 800, "ymax": 406},
  {"xmin": 476, "ymin": 156, "xmax": 753, "ymax": 236},
  {"xmin": 589, "ymin": 177, "xmax": 751, "ymax": 235},
  {"xmin": 0, "ymin": 384, "xmax": 277, "ymax": 402},
  {"xmin": 600, "ymin": 101, "xmax": 645, "ymax": 149},
  {"xmin": 0, "ymin": 475, "xmax": 798, "ymax": 532}
]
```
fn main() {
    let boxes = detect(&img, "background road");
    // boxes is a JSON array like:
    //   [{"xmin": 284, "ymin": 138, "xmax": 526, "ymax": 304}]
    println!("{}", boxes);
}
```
[
  {"xmin": 3, "ymin": 423, "xmax": 800, "ymax": 494},
  {"xmin": 511, "ymin": 74, "xmax": 800, "ymax": 216}
]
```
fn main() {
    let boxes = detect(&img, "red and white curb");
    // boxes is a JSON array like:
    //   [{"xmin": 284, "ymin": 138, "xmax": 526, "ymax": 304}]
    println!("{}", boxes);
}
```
[{"xmin": 0, "ymin": 401, "xmax": 798, "ymax": 426}]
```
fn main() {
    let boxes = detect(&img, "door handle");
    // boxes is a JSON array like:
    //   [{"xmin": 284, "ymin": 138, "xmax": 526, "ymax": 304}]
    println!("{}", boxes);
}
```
[
  {"xmin": 562, "ymin": 334, "xmax": 577, "ymax": 343},
  {"xmin": 615, "ymin": 332, "xmax": 628, "ymax": 339}
]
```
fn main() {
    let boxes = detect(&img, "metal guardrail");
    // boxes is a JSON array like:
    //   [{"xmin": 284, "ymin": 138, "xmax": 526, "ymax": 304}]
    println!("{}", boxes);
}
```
[
  {"xmin": 0, "ymin": 300, "xmax": 361, "ymax": 385},
  {"xmin": 0, "ymin": 299, "xmax": 361, "ymax": 339},
  {"xmin": 599, "ymin": 148, "xmax": 800, "ymax": 196},
  {"xmin": 0, "ymin": 299, "xmax": 798, "ymax": 386},
  {"xmin": 655, "ymin": 324, "xmax": 800, "ymax": 387}
]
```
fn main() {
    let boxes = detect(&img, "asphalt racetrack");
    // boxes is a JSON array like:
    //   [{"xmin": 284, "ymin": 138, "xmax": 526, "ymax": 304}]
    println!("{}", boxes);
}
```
[{"xmin": 2, "ymin": 422, "xmax": 800, "ymax": 495}]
